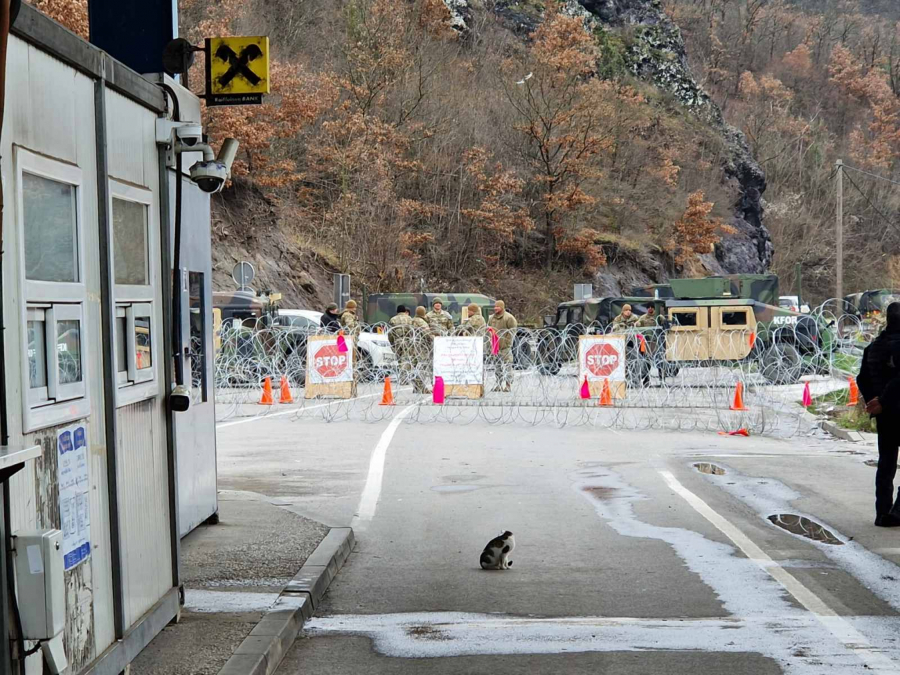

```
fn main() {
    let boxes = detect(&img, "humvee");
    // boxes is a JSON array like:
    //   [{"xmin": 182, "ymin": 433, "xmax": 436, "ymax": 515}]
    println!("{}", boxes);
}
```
[{"xmin": 542, "ymin": 276, "xmax": 835, "ymax": 385}]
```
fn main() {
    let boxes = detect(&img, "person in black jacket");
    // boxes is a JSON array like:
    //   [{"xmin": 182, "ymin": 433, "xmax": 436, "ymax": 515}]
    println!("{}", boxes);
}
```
[
  {"xmin": 321, "ymin": 304, "xmax": 341, "ymax": 333},
  {"xmin": 857, "ymin": 302, "xmax": 900, "ymax": 527}
]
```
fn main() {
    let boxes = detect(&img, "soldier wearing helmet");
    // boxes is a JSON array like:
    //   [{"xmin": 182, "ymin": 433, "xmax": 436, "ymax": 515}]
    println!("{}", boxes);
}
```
[{"xmin": 488, "ymin": 300, "xmax": 517, "ymax": 392}]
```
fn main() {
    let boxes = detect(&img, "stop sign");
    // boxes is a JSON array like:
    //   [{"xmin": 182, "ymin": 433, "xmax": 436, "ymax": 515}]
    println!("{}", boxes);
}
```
[
  {"xmin": 585, "ymin": 343, "xmax": 620, "ymax": 377},
  {"xmin": 313, "ymin": 344, "xmax": 349, "ymax": 379}
]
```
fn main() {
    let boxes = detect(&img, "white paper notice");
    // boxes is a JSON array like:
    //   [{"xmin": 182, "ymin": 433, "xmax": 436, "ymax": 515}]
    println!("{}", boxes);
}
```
[
  {"xmin": 433, "ymin": 337, "xmax": 484, "ymax": 386},
  {"xmin": 58, "ymin": 424, "xmax": 91, "ymax": 571}
]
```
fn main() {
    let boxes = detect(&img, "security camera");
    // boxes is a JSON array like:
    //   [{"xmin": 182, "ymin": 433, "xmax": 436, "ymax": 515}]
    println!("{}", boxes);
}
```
[
  {"xmin": 170, "ymin": 384, "xmax": 191, "ymax": 413},
  {"xmin": 188, "ymin": 138, "xmax": 239, "ymax": 194},
  {"xmin": 190, "ymin": 162, "xmax": 229, "ymax": 194},
  {"xmin": 175, "ymin": 124, "xmax": 203, "ymax": 147}
]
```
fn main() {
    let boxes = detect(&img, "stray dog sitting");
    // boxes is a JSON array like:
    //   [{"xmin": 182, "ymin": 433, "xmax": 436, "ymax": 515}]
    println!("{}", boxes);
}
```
[{"xmin": 480, "ymin": 531, "xmax": 515, "ymax": 570}]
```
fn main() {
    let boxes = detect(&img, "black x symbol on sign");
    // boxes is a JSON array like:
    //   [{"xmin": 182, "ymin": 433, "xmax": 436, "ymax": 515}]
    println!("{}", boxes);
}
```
[{"xmin": 215, "ymin": 44, "xmax": 264, "ymax": 89}]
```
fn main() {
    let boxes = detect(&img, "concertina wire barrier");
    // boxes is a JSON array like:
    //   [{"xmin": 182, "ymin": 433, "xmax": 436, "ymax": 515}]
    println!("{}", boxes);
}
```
[{"xmin": 208, "ymin": 308, "xmax": 875, "ymax": 437}]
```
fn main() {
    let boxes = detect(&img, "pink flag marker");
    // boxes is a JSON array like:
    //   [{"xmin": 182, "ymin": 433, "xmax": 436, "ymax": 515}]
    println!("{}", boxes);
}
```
[
  {"xmin": 337, "ymin": 333, "xmax": 348, "ymax": 353},
  {"xmin": 802, "ymin": 381, "xmax": 812, "ymax": 407},
  {"xmin": 580, "ymin": 376, "xmax": 590, "ymax": 400},
  {"xmin": 489, "ymin": 328, "xmax": 500, "ymax": 355},
  {"xmin": 433, "ymin": 376, "xmax": 445, "ymax": 404}
]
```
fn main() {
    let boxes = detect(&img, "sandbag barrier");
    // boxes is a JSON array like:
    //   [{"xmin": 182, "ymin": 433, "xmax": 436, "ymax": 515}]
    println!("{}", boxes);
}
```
[{"xmin": 211, "ymin": 311, "xmax": 873, "ymax": 436}]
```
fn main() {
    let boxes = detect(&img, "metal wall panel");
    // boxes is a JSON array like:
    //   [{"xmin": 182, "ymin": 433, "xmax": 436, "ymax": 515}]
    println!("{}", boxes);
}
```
[
  {"xmin": 115, "ymin": 399, "xmax": 171, "ymax": 625},
  {"xmin": 105, "ymin": 93, "xmax": 146, "ymax": 188},
  {"xmin": 2, "ymin": 36, "xmax": 117, "ymax": 671},
  {"xmin": 172, "ymin": 173, "xmax": 218, "ymax": 535},
  {"xmin": 105, "ymin": 90, "xmax": 172, "ymax": 626}
]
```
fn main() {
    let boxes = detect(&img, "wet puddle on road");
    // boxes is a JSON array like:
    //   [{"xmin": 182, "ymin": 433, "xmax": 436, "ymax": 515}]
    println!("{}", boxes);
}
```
[
  {"xmin": 581, "ymin": 486, "xmax": 618, "ymax": 499},
  {"xmin": 693, "ymin": 463, "xmax": 726, "ymax": 475},
  {"xmin": 767, "ymin": 514, "xmax": 843, "ymax": 545},
  {"xmin": 431, "ymin": 484, "xmax": 480, "ymax": 493}
]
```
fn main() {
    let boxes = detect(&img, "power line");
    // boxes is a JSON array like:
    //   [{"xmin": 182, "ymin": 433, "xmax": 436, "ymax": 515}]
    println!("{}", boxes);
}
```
[
  {"xmin": 842, "ymin": 163, "xmax": 900, "ymax": 188},
  {"xmin": 841, "ymin": 169, "xmax": 900, "ymax": 241}
]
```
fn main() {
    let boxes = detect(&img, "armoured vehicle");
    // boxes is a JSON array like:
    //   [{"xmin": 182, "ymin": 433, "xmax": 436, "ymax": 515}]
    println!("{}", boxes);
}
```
[
  {"xmin": 542, "ymin": 276, "xmax": 834, "ymax": 385},
  {"xmin": 846, "ymin": 289, "xmax": 900, "ymax": 318},
  {"xmin": 630, "ymin": 274, "xmax": 780, "ymax": 306},
  {"xmin": 364, "ymin": 293, "xmax": 496, "ymax": 325}
]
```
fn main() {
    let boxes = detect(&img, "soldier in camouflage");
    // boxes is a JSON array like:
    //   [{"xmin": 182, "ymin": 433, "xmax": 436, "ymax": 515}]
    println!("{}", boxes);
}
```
[
  {"xmin": 462, "ymin": 303, "xmax": 486, "ymax": 334},
  {"xmin": 871, "ymin": 311, "xmax": 887, "ymax": 336},
  {"xmin": 635, "ymin": 306, "xmax": 659, "ymax": 328},
  {"xmin": 388, "ymin": 305, "xmax": 414, "ymax": 384},
  {"xmin": 425, "ymin": 299, "xmax": 454, "ymax": 335},
  {"xmin": 340, "ymin": 300, "xmax": 361, "ymax": 336},
  {"xmin": 488, "ymin": 300, "xmax": 517, "ymax": 392},
  {"xmin": 411, "ymin": 306, "xmax": 432, "ymax": 393},
  {"xmin": 612, "ymin": 304, "xmax": 639, "ymax": 331}
]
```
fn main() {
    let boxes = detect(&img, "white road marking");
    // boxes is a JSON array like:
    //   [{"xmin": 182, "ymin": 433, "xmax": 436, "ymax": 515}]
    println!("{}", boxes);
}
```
[
  {"xmin": 216, "ymin": 388, "xmax": 412, "ymax": 428},
  {"xmin": 660, "ymin": 469, "xmax": 899, "ymax": 674},
  {"xmin": 351, "ymin": 405, "xmax": 417, "ymax": 530}
]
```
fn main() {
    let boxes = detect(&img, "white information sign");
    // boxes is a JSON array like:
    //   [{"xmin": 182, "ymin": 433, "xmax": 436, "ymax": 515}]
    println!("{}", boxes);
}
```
[
  {"xmin": 579, "ymin": 335, "xmax": 626, "ymax": 383},
  {"xmin": 58, "ymin": 423, "xmax": 91, "ymax": 571},
  {"xmin": 434, "ymin": 336, "xmax": 484, "ymax": 385},
  {"xmin": 308, "ymin": 336, "xmax": 354, "ymax": 385}
]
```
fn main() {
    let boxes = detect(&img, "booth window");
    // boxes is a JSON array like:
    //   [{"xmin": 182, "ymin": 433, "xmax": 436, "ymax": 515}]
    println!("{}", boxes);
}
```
[
  {"xmin": 111, "ymin": 181, "xmax": 157, "ymax": 405},
  {"xmin": 113, "ymin": 197, "xmax": 149, "ymax": 285},
  {"xmin": 17, "ymin": 149, "xmax": 89, "ymax": 431}
]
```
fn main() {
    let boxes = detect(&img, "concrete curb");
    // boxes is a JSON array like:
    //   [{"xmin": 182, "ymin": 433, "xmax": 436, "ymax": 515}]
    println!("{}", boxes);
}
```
[
  {"xmin": 819, "ymin": 419, "xmax": 865, "ymax": 443},
  {"xmin": 217, "ymin": 527, "xmax": 355, "ymax": 675}
]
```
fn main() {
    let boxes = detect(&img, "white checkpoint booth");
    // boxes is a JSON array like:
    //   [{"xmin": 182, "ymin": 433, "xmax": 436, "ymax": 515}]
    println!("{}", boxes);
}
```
[{"xmin": 578, "ymin": 335, "xmax": 627, "ymax": 399}]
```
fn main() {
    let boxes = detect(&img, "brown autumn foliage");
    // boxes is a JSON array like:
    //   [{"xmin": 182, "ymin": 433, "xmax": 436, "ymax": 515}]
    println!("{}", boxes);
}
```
[
  {"xmin": 27, "ymin": 0, "xmax": 88, "ymax": 38},
  {"xmin": 668, "ymin": 0, "xmax": 900, "ymax": 303},
  {"xmin": 32, "ymin": 0, "xmax": 741, "ymax": 316},
  {"xmin": 673, "ymin": 191, "xmax": 722, "ymax": 265}
]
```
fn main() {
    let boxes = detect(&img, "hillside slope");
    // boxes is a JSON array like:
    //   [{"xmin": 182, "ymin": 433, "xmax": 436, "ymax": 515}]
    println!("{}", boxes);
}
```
[{"xmin": 195, "ymin": 0, "xmax": 778, "ymax": 317}]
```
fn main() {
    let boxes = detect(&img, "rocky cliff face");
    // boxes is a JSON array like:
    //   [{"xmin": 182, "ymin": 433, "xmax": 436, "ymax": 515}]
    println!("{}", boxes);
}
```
[
  {"xmin": 452, "ymin": 0, "xmax": 773, "ymax": 284},
  {"xmin": 596, "ymin": 0, "xmax": 772, "ymax": 276}
]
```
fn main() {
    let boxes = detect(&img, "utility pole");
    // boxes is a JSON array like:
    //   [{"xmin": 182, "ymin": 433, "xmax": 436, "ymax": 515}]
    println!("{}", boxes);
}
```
[{"xmin": 836, "ymin": 159, "xmax": 843, "ymax": 302}]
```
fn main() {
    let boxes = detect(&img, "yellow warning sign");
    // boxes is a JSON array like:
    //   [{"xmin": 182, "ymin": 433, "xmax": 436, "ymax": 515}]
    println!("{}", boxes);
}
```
[{"xmin": 205, "ymin": 36, "xmax": 269, "ymax": 105}]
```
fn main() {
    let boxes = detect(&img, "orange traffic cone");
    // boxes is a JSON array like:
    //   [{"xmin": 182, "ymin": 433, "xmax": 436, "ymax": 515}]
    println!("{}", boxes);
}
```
[
  {"xmin": 848, "ymin": 377, "xmax": 860, "ymax": 406},
  {"xmin": 379, "ymin": 376, "xmax": 395, "ymax": 406},
  {"xmin": 730, "ymin": 381, "xmax": 746, "ymax": 411},
  {"xmin": 260, "ymin": 377, "xmax": 274, "ymax": 405},
  {"xmin": 599, "ymin": 378, "xmax": 613, "ymax": 407},
  {"xmin": 279, "ymin": 375, "xmax": 293, "ymax": 404}
]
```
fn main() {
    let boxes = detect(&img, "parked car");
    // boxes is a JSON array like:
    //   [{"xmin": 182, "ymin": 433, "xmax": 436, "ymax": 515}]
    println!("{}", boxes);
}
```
[
  {"xmin": 276, "ymin": 309, "xmax": 397, "ymax": 381},
  {"xmin": 778, "ymin": 295, "xmax": 810, "ymax": 314}
]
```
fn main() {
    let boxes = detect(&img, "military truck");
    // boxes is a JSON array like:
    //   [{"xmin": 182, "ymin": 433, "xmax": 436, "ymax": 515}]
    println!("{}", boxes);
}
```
[
  {"xmin": 849, "ymin": 289, "xmax": 900, "ymax": 318},
  {"xmin": 541, "ymin": 276, "xmax": 835, "ymax": 385}
]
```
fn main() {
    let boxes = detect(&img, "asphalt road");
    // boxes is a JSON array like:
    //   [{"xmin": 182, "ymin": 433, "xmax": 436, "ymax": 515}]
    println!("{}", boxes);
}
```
[{"xmin": 217, "ymin": 403, "xmax": 900, "ymax": 674}]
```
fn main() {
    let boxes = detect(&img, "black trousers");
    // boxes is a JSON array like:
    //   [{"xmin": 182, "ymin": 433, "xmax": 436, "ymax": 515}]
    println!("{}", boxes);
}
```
[{"xmin": 876, "ymin": 416, "xmax": 900, "ymax": 515}]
